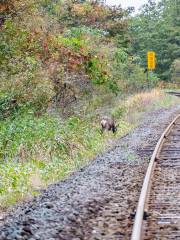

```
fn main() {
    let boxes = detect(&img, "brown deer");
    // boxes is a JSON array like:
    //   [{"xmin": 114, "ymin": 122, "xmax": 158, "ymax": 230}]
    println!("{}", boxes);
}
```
[{"xmin": 100, "ymin": 116, "xmax": 118, "ymax": 134}]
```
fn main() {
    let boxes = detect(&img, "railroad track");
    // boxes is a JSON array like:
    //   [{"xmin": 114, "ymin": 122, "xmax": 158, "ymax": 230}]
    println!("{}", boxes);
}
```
[
  {"xmin": 131, "ymin": 113, "xmax": 180, "ymax": 240},
  {"xmin": 167, "ymin": 91, "xmax": 180, "ymax": 97}
]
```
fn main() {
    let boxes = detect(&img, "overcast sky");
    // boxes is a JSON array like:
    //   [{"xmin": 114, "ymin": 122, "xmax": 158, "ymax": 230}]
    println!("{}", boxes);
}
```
[{"xmin": 106, "ymin": 0, "xmax": 160, "ymax": 12}]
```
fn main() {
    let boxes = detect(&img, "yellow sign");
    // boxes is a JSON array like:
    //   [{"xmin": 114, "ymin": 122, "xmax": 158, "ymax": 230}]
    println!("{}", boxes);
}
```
[{"xmin": 147, "ymin": 51, "xmax": 156, "ymax": 70}]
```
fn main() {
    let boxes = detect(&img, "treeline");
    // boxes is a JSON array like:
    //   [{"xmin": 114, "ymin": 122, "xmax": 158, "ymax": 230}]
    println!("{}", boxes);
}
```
[
  {"xmin": 130, "ymin": 0, "xmax": 180, "ymax": 81},
  {"xmin": 0, "ymin": 0, "xmax": 179, "ymax": 119}
]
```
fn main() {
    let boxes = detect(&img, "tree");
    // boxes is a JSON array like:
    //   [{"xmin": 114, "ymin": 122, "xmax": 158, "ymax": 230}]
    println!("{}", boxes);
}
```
[{"xmin": 130, "ymin": 0, "xmax": 180, "ymax": 81}]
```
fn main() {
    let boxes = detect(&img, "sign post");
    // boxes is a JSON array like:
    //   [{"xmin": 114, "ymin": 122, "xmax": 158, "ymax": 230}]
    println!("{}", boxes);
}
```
[
  {"xmin": 147, "ymin": 51, "xmax": 156, "ymax": 87},
  {"xmin": 147, "ymin": 51, "xmax": 156, "ymax": 71}
]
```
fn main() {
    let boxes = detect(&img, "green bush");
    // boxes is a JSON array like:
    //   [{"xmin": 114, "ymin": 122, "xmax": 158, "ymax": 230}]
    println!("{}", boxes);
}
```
[
  {"xmin": 0, "ymin": 95, "xmax": 18, "ymax": 120},
  {"xmin": 111, "ymin": 48, "xmax": 156, "ymax": 91},
  {"xmin": 56, "ymin": 35, "xmax": 85, "ymax": 51},
  {"xmin": 64, "ymin": 26, "xmax": 105, "ymax": 38}
]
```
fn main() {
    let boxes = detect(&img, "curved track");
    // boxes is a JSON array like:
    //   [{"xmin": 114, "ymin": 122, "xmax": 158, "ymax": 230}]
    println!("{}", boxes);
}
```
[{"xmin": 131, "ymin": 113, "xmax": 180, "ymax": 240}]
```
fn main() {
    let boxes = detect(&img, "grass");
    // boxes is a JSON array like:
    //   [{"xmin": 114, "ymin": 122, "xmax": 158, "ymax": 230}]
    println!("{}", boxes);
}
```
[
  {"xmin": 0, "ymin": 89, "xmax": 179, "ymax": 209},
  {"xmin": 113, "ymin": 89, "xmax": 180, "ymax": 125}
]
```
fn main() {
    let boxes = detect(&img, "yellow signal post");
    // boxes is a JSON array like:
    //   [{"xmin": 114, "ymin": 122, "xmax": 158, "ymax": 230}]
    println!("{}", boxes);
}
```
[
  {"xmin": 147, "ymin": 51, "xmax": 156, "ymax": 70},
  {"xmin": 147, "ymin": 51, "xmax": 156, "ymax": 87}
]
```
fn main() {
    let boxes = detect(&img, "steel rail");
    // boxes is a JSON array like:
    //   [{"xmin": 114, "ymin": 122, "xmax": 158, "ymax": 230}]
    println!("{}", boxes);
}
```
[
  {"xmin": 167, "ymin": 91, "xmax": 180, "ymax": 97},
  {"xmin": 131, "ymin": 113, "xmax": 180, "ymax": 240}
]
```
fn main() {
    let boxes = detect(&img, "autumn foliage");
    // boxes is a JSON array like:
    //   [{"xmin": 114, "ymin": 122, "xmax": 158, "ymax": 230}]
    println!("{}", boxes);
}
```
[{"xmin": 0, "ymin": 0, "xmax": 148, "ymax": 115}]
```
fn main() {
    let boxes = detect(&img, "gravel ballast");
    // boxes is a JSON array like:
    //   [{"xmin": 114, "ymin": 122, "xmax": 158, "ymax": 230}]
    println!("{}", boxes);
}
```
[{"xmin": 0, "ymin": 106, "xmax": 180, "ymax": 240}]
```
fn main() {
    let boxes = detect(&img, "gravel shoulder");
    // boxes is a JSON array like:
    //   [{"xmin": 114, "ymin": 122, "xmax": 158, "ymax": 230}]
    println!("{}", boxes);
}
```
[{"xmin": 0, "ymin": 105, "xmax": 180, "ymax": 240}]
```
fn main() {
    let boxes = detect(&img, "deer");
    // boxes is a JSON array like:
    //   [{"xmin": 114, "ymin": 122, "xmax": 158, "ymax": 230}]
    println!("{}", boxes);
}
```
[{"xmin": 100, "ymin": 116, "xmax": 118, "ymax": 134}]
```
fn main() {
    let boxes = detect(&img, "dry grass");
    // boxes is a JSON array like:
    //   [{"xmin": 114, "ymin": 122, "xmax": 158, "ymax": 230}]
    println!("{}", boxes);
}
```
[
  {"xmin": 111, "ymin": 89, "xmax": 179, "ymax": 125},
  {"xmin": 126, "ymin": 89, "xmax": 161, "ymax": 111}
]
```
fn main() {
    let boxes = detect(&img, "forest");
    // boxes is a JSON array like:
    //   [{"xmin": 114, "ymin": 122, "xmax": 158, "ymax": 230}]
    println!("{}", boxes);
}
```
[{"xmin": 0, "ymin": 0, "xmax": 179, "ymax": 207}]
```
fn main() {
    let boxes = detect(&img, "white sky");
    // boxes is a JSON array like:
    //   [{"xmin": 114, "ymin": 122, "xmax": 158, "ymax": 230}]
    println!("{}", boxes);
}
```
[{"xmin": 106, "ymin": 0, "xmax": 160, "ymax": 12}]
